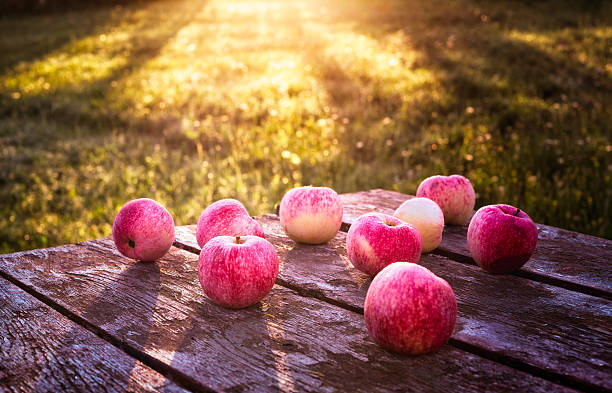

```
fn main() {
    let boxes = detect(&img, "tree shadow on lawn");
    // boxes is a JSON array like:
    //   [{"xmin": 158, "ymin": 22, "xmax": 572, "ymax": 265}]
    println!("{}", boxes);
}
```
[
  {"xmin": 0, "ymin": 7, "xmax": 118, "ymax": 74},
  {"xmin": 308, "ymin": 0, "xmax": 611, "ymax": 235},
  {"xmin": 338, "ymin": 0, "xmax": 611, "ymax": 132},
  {"xmin": 385, "ymin": 1, "xmax": 612, "ymax": 182},
  {"xmin": 1, "ymin": 0, "xmax": 208, "ymax": 140},
  {"xmin": 0, "ymin": 0, "xmax": 183, "ymax": 75},
  {"xmin": 320, "ymin": 0, "xmax": 611, "ymax": 120}
]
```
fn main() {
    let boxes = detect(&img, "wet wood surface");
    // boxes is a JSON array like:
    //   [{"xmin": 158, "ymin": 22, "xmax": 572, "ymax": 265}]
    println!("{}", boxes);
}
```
[
  {"xmin": 174, "ymin": 216, "xmax": 612, "ymax": 392},
  {"xmin": 339, "ymin": 189, "xmax": 612, "ymax": 299},
  {"xmin": 0, "ymin": 240, "xmax": 578, "ymax": 393},
  {"xmin": 1, "ymin": 188, "xmax": 610, "ymax": 393},
  {"xmin": 0, "ymin": 276, "xmax": 187, "ymax": 393}
]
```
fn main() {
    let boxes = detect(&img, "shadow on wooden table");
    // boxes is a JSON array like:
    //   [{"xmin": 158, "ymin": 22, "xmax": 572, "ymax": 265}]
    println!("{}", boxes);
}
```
[
  {"xmin": 167, "ymin": 294, "xmax": 298, "ymax": 392},
  {"xmin": 33, "ymin": 261, "xmax": 161, "ymax": 390}
]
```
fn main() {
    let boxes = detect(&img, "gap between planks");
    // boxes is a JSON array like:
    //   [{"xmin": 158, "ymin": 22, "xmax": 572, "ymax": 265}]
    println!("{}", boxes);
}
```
[
  {"xmin": 0, "ymin": 263, "xmax": 217, "ymax": 393},
  {"xmin": 336, "ymin": 190, "xmax": 612, "ymax": 301},
  {"xmin": 2, "ymin": 190, "xmax": 604, "ymax": 392},
  {"xmin": 281, "ymin": 208, "xmax": 611, "ymax": 301},
  {"xmin": 0, "ymin": 207, "xmax": 605, "ymax": 392},
  {"xmin": 0, "ymin": 277, "xmax": 188, "ymax": 393},
  {"xmin": 2, "ymin": 241, "xmax": 574, "ymax": 393},
  {"xmin": 431, "ymin": 247, "xmax": 612, "ymax": 301},
  {"xmin": 172, "ymin": 228, "xmax": 609, "ymax": 393}
]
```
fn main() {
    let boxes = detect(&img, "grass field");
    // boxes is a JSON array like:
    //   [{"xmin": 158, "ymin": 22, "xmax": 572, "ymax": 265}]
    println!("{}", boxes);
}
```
[{"xmin": 1, "ymin": 0, "xmax": 611, "ymax": 252}]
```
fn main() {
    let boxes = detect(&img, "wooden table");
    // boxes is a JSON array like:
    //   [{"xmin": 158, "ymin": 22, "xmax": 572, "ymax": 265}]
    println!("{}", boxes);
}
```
[{"xmin": 1, "ymin": 189, "xmax": 610, "ymax": 393}]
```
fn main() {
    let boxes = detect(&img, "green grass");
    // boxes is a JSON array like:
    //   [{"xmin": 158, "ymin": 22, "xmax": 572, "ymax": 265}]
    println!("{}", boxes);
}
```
[{"xmin": 1, "ymin": 0, "xmax": 611, "ymax": 253}]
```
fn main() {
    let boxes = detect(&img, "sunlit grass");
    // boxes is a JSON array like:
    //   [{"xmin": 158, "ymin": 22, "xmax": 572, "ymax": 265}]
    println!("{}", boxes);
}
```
[
  {"xmin": 1, "ymin": 0, "xmax": 611, "ymax": 252},
  {"xmin": 4, "ymin": 51, "xmax": 127, "ymax": 95}
]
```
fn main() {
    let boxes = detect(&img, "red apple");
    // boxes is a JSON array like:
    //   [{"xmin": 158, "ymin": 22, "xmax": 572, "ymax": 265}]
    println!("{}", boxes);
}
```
[
  {"xmin": 198, "ymin": 235, "xmax": 279, "ymax": 309},
  {"xmin": 467, "ymin": 204, "xmax": 538, "ymax": 274},
  {"xmin": 364, "ymin": 262, "xmax": 457, "ymax": 355},
  {"xmin": 416, "ymin": 175, "xmax": 475, "ymax": 225},
  {"xmin": 346, "ymin": 213, "xmax": 421, "ymax": 276},
  {"xmin": 196, "ymin": 199, "xmax": 265, "ymax": 248},
  {"xmin": 112, "ymin": 198, "xmax": 175, "ymax": 261},
  {"xmin": 279, "ymin": 186, "xmax": 343, "ymax": 244}
]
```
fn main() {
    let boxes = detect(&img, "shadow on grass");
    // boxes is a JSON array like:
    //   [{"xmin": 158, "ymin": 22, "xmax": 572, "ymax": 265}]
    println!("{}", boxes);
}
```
[
  {"xmin": 326, "ymin": 0, "xmax": 612, "ymax": 114},
  {"xmin": 0, "ymin": 7, "xmax": 120, "ymax": 74},
  {"xmin": 0, "ymin": 0, "xmax": 150, "ymax": 16},
  {"xmin": 1, "ymin": 0, "xmax": 208, "ymax": 138},
  {"xmin": 309, "ymin": 0, "xmax": 611, "ymax": 235}
]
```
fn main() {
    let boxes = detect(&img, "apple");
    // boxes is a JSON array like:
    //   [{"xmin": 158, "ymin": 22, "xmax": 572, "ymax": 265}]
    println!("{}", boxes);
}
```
[
  {"xmin": 364, "ymin": 262, "xmax": 457, "ymax": 355},
  {"xmin": 416, "ymin": 175, "xmax": 475, "ymax": 225},
  {"xmin": 198, "ymin": 235, "xmax": 279, "ymax": 309},
  {"xmin": 393, "ymin": 197, "xmax": 444, "ymax": 253},
  {"xmin": 279, "ymin": 186, "xmax": 343, "ymax": 244},
  {"xmin": 112, "ymin": 198, "xmax": 175, "ymax": 261},
  {"xmin": 196, "ymin": 199, "xmax": 265, "ymax": 248},
  {"xmin": 346, "ymin": 213, "xmax": 421, "ymax": 276},
  {"xmin": 467, "ymin": 204, "xmax": 538, "ymax": 274}
]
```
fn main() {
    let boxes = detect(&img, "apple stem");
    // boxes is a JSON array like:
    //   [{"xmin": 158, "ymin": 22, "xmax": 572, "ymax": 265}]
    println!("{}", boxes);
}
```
[
  {"xmin": 235, "ymin": 236, "xmax": 241, "ymax": 244},
  {"xmin": 514, "ymin": 208, "xmax": 521, "ymax": 216},
  {"xmin": 128, "ymin": 239, "xmax": 135, "ymax": 248}
]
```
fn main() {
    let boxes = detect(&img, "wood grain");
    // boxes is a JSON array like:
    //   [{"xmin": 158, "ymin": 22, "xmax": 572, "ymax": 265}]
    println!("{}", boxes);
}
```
[
  {"xmin": 174, "ymin": 217, "xmax": 612, "ymax": 392},
  {"xmin": 0, "ymin": 276, "xmax": 187, "ymax": 393},
  {"xmin": 338, "ymin": 189, "xmax": 612, "ymax": 298},
  {"xmin": 0, "ymin": 241, "xmax": 577, "ymax": 393}
]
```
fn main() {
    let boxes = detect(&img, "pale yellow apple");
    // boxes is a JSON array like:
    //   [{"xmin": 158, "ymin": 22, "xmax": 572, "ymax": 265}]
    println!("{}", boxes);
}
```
[{"xmin": 393, "ymin": 197, "xmax": 444, "ymax": 253}]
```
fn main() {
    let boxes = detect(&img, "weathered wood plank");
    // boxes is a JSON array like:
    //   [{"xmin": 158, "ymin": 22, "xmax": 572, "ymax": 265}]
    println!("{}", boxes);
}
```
[
  {"xmin": 339, "ymin": 189, "xmax": 612, "ymax": 298},
  {"xmin": 0, "ymin": 243, "xmax": 577, "ymax": 393},
  {"xmin": 174, "ymin": 218, "xmax": 612, "ymax": 393},
  {"xmin": 0, "ymin": 276, "xmax": 187, "ymax": 393},
  {"xmin": 174, "ymin": 225, "xmax": 368, "ymax": 313}
]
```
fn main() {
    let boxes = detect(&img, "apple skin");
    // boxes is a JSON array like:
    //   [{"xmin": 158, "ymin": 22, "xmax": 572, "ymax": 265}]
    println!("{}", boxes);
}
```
[
  {"xmin": 196, "ymin": 199, "xmax": 265, "ymax": 248},
  {"xmin": 198, "ymin": 235, "xmax": 279, "ymax": 309},
  {"xmin": 364, "ymin": 262, "xmax": 457, "ymax": 355},
  {"xmin": 393, "ymin": 197, "xmax": 444, "ymax": 253},
  {"xmin": 346, "ymin": 213, "xmax": 422, "ymax": 276},
  {"xmin": 279, "ymin": 186, "xmax": 343, "ymax": 244},
  {"xmin": 112, "ymin": 198, "xmax": 175, "ymax": 261},
  {"xmin": 416, "ymin": 175, "xmax": 476, "ymax": 225},
  {"xmin": 467, "ymin": 204, "xmax": 538, "ymax": 274}
]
